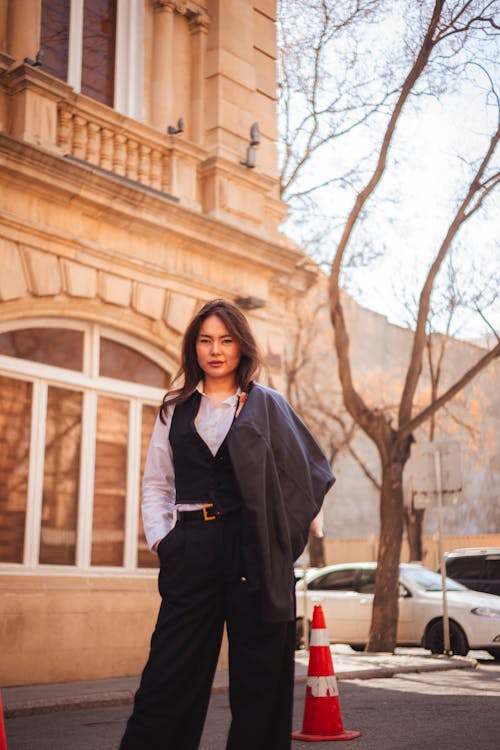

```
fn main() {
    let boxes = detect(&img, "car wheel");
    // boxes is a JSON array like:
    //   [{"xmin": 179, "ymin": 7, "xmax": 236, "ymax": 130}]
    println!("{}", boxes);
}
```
[
  {"xmin": 425, "ymin": 619, "xmax": 469, "ymax": 657},
  {"xmin": 486, "ymin": 648, "xmax": 500, "ymax": 661},
  {"xmin": 349, "ymin": 644, "xmax": 366, "ymax": 652},
  {"xmin": 295, "ymin": 617, "xmax": 312, "ymax": 650}
]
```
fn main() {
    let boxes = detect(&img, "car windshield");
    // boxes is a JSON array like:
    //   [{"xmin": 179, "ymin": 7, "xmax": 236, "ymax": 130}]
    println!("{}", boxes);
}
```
[{"xmin": 401, "ymin": 566, "xmax": 466, "ymax": 592}]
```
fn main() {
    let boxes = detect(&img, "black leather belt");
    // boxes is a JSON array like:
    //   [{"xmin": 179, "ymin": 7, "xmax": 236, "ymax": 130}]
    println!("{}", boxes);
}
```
[{"xmin": 177, "ymin": 503, "xmax": 240, "ymax": 523}]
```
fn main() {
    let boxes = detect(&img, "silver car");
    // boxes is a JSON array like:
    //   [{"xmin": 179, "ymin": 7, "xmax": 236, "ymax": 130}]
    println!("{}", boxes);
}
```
[{"xmin": 295, "ymin": 562, "xmax": 500, "ymax": 659}]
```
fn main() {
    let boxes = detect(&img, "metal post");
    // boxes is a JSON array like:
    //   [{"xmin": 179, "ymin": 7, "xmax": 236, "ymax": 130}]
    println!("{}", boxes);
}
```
[
  {"xmin": 434, "ymin": 450, "xmax": 451, "ymax": 654},
  {"xmin": 302, "ymin": 559, "xmax": 309, "ymax": 650}
]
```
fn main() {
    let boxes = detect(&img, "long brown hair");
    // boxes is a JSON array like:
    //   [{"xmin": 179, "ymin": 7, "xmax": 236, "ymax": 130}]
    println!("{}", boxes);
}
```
[{"xmin": 160, "ymin": 299, "xmax": 262, "ymax": 421}]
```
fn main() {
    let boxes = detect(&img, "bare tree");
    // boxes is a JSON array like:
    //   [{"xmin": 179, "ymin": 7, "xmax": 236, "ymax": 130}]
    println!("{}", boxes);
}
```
[
  {"xmin": 279, "ymin": 0, "xmax": 500, "ymax": 650},
  {"xmin": 402, "ymin": 253, "xmax": 498, "ymax": 559}
]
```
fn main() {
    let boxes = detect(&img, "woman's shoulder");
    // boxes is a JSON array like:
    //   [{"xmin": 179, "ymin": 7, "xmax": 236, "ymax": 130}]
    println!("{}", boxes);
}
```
[
  {"xmin": 243, "ymin": 383, "xmax": 295, "ymax": 425},
  {"xmin": 162, "ymin": 390, "xmax": 178, "ymax": 406},
  {"xmin": 158, "ymin": 390, "xmax": 181, "ymax": 422},
  {"xmin": 249, "ymin": 382, "xmax": 290, "ymax": 408},
  {"xmin": 160, "ymin": 387, "xmax": 199, "ymax": 420}
]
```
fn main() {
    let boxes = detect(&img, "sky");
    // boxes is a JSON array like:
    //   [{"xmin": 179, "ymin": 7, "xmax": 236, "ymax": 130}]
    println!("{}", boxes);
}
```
[
  {"xmin": 349, "ymin": 88, "xmax": 499, "ymax": 342},
  {"xmin": 278, "ymin": 1, "xmax": 500, "ymax": 344}
]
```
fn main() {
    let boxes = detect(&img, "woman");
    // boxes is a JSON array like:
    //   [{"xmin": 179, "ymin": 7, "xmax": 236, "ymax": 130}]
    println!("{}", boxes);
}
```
[{"xmin": 119, "ymin": 299, "xmax": 334, "ymax": 750}]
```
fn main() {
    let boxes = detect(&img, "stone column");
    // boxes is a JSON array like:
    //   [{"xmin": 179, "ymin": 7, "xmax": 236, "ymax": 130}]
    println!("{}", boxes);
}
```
[
  {"xmin": 188, "ymin": 12, "xmax": 209, "ymax": 146},
  {"xmin": 151, "ymin": 0, "xmax": 175, "ymax": 131},
  {"xmin": 204, "ymin": 0, "xmax": 255, "ymax": 157},
  {"xmin": 7, "ymin": 0, "xmax": 41, "ymax": 64}
]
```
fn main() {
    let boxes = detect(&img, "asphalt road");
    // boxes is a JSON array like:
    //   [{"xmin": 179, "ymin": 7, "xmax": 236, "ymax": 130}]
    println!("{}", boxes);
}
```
[{"xmin": 5, "ymin": 659, "xmax": 500, "ymax": 749}]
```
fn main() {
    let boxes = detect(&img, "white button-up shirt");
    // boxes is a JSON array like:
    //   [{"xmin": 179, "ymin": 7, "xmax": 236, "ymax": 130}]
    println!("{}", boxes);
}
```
[{"xmin": 141, "ymin": 384, "xmax": 240, "ymax": 550}]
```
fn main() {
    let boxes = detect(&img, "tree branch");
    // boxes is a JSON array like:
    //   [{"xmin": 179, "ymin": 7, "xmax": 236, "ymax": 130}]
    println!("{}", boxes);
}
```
[
  {"xmin": 347, "ymin": 443, "xmax": 382, "ymax": 491},
  {"xmin": 329, "ymin": 1, "xmax": 446, "ymax": 446},
  {"xmin": 398, "ymin": 119, "xmax": 500, "ymax": 427},
  {"xmin": 399, "ymin": 341, "xmax": 500, "ymax": 437}
]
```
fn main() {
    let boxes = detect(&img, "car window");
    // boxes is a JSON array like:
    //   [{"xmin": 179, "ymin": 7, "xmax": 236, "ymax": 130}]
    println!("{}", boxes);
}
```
[
  {"xmin": 446, "ymin": 557, "xmax": 484, "ymax": 578},
  {"xmin": 401, "ymin": 566, "xmax": 465, "ymax": 591},
  {"xmin": 357, "ymin": 569, "xmax": 376, "ymax": 594},
  {"xmin": 308, "ymin": 569, "xmax": 356, "ymax": 591},
  {"xmin": 486, "ymin": 557, "xmax": 500, "ymax": 578}
]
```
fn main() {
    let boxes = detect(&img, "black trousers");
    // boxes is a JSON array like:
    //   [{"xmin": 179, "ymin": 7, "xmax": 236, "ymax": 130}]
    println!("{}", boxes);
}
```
[{"xmin": 119, "ymin": 513, "xmax": 295, "ymax": 750}]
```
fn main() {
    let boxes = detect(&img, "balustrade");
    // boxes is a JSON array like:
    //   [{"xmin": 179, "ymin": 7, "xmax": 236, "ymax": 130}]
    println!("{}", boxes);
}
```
[
  {"xmin": 3, "ymin": 65, "xmax": 274, "ymax": 224},
  {"xmin": 56, "ymin": 102, "xmax": 176, "ymax": 197}
]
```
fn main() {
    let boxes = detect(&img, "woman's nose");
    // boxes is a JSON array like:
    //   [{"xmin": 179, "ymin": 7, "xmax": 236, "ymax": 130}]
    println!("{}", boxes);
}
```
[{"xmin": 211, "ymin": 339, "xmax": 220, "ymax": 354}]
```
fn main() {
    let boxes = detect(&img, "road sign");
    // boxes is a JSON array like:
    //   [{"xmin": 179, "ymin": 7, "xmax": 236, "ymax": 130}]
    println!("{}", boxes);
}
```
[{"xmin": 406, "ymin": 441, "xmax": 462, "ymax": 507}]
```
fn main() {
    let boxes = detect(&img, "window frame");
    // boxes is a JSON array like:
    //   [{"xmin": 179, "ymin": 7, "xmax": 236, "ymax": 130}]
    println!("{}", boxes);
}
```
[
  {"xmin": 0, "ymin": 318, "xmax": 173, "ymax": 578},
  {"xmin": 65, "ymin": 0, "xmax": 143, "ymax": 118}
]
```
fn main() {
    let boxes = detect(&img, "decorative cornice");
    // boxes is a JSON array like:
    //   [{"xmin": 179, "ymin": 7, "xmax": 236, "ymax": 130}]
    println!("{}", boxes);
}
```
[
  {"xmin": 0, "ymin": 134, "xmax": 308, "ymax": 281},
  {"xmin": 188, "ymin": 12, "xmax": 210, "ymax": 33},
  {"xmin": 153, "ymin": 0, "xmax": 176, "ymax": 10},
  {"xmin": 153, "ymin": 0, "xmax": 210, "ymax": 31},
  {"xmin": 0, "ymin": 52, "xmax": 16, "ymax": 73}
]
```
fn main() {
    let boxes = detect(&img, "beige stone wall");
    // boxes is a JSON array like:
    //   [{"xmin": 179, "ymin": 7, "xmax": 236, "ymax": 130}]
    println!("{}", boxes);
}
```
[
  {"xmin": 0, "ymin": 58, "xmax": 308, "ymax": 381},
  {"xmin": 1, "ymin": 1, "xmax": 286, "ymax": 239},
  {"xmin": 0, "ymin": 1, "xmax": 309, "ymax": 686},
  {"xmin": 0, "ymin": 574, "xmax": 228, "ymax": 686}
]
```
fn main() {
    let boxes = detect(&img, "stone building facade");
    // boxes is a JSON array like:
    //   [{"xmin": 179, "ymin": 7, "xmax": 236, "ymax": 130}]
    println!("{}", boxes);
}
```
[{"xmin": 0, "ymin": 0, "xmax": 315, "ymax": 685}]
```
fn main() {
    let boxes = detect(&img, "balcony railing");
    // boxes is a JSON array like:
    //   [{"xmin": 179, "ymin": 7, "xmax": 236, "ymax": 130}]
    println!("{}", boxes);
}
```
[{"xmin": 1, "ymin": 63, "xmax": 286, "ymax": 237}]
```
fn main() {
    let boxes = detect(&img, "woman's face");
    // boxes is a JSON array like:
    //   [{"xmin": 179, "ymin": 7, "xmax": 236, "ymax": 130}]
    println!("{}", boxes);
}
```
[{"xmin": 196, "ymin": 314, "xmax": 241, "ymax": 388}]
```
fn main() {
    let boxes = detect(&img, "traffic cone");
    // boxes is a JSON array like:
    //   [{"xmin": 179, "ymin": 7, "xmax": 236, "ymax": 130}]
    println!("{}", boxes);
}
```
[
  {"xmin": 292, "ymin": 604, "xmax": 361, "ymax": 742},
  {"xmin": 0, "ymin": 691, "xmax": 7, "ymax": 750}
]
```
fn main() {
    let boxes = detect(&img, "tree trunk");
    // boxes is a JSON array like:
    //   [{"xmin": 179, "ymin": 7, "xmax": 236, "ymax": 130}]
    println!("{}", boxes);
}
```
[
  {"xmin": 308, "ymin": 532, "xmax": 326, "ymax": 567},
  {"xmin": 367, "ymin": 459, "xmax": 404, "ymax": 652},
  {"xmin": 404, "ymin": 506, "xmax": 425, "ymax": 562}
]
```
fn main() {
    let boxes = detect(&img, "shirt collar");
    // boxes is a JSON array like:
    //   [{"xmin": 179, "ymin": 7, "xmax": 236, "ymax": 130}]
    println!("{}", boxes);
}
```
[{"xmin": 196, "ymin": 381, "xmax": 241, "ymax": 405}]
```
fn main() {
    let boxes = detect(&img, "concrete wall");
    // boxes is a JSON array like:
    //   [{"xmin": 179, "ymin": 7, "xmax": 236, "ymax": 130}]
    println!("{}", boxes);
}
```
[{"xmin": 287, "ymin": 279, "xmax": 500, "ymax": 540}]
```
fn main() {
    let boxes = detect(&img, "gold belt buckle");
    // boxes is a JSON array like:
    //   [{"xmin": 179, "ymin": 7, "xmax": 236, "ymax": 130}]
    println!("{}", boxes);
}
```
[{"xmin": 202, "ymin": 503, "xmax": 217, "ymax": 521}]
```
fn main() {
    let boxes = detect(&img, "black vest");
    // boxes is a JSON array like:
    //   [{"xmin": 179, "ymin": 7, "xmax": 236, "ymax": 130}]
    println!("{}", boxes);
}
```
[{"xmin": 169, "ymin": 391, "xmax": 242, "ymax": 511}]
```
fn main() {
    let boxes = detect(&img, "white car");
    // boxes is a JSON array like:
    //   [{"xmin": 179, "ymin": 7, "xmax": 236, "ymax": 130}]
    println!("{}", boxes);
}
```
[{"xmin": 295, "ymin": 562, "xmax": 500, "ymax": 659}]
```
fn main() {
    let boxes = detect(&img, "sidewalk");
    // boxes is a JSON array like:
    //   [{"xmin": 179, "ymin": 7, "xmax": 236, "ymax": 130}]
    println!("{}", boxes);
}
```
[{"xmin": 2, "ymin": 647, "xmax": 476, "ymax": 719}]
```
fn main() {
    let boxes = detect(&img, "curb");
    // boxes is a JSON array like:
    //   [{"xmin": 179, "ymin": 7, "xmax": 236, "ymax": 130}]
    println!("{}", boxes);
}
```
[
  {"xmin": 295, "ymin": 654, "xmax": 477, "ymax": 684},
  {"xmin": 4, "ymin": 656, "xmax": 477, "ymax": 719},
  {"xmin": 5, "ymin": 691, "xmax": 135, "ymax": 719}
]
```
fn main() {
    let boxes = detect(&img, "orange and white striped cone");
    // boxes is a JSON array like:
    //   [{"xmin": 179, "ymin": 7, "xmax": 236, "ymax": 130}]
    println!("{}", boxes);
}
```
[
  {"xmin": 0, "ymin": 691, "xmax": 8, "ymax": 750},
  {"xmin": 292, "ymin": 604, "xmax": 361, "ymax": 742}
]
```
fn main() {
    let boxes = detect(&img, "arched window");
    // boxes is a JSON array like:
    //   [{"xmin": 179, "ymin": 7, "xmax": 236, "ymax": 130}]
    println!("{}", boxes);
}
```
[{"xmin": 0, "ymin": 321, "xmax": 173, "ymax": 574}]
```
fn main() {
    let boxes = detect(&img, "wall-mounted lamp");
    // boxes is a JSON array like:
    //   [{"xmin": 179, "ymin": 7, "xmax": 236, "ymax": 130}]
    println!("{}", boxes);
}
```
[
  {"xmin": 240, "ymin": 122, "xmax": 260, "ymax": 168},
  {"xmin": 167, "ymin": 118, "xmax": 184, "ymax": 135},
  {"xmin": 24, "ymin": 50, "xmax": 43, "ymax": 67},
  {"xmin": 235, "ymin": 295, "xmax": 266, "ymax": 310}
]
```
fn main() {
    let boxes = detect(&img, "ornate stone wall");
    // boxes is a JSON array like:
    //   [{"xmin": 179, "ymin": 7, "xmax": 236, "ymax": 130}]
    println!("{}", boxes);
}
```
[{"xmin": 0, "ymin": 0, "xmax": 314, "ymax": 685}]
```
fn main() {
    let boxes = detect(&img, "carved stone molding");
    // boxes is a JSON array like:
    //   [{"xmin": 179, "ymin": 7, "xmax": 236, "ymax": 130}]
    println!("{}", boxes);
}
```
[
  {"xmin": 188, "ymin": 10, "xmax": 210, "ymax": 33},
  {"xmin": 152, "ymin": 0, "xmax": 176, "ymax": 10},
  {"xmin": 153, "ymin": 0, "xmax": 210, "ymax": 31}
]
